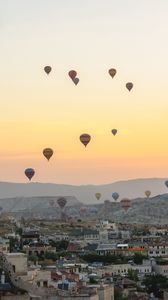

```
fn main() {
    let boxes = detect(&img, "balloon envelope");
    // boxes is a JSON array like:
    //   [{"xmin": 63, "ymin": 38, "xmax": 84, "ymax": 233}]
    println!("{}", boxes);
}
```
[
  {"xmin": 120, "ymin": 198, "xmax": 131, "ymax": 212},
  {"xmin": 25, "ymin": 168, "xmax": 35, "ymax": 181},
  {"xmin": 165, "ymin": 180, "xmax": 168, "ymax": 188},
  {"xmin": 90, "ymin": 207, "xmax": 98, "ymax": 213},
  {"xmin": 111, "ymin": 129, "xmax": 117, "ymax": 136},
  {"xmin": 95, "ymin": 193, "xmax": 101, "ymax": 200},
  {"xmin": 126, "ymin": 82, "xmax": 133, "ymax": 91},
  {"xmin": 80, "ymin": 134, "xmax": 91, "ymax": 147},
  {"xmin": 73, "ymin": 77, "xmax": 79, "ymax": 85},
  {"xmin": 112, "ymin": 192, "xmax": 119, "ymax": 201},
  {"xmin": 80, "ymin": 207, "xmax": 88, "ymax": 214},
  {"xmin": 44, "ymin": 66, "xmax": 52, "ymax": 74},
  {"xmin": 109, "ymin": 68, "xmax": 117, "ymax": 78},
  {"xmin": 49, "ymin": 199, "xmax": 55, "ymax": 207},
  {"xmin": 57, "ymin": 197, "xmax": 67, "ymax": 209},
  {"xmin": 69, "ymin": 70, "xmax": 77, "ymax": 80},
  {"xmin": 145, "ymin": 190, "xmax": 151, "ymax": 198},
  {"xmin": 43, "ymin": 148, "xmax": 54, "ymax": 161}
]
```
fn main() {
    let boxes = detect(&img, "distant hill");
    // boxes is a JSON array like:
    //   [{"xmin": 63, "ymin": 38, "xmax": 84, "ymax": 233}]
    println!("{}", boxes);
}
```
[
  {"xmin": 98, "ymin": 193, "xmax": 168, "ymax": 225},
  {"xmin": 0, "ymin": 178, "xmax": 167, "ymax": 204}
]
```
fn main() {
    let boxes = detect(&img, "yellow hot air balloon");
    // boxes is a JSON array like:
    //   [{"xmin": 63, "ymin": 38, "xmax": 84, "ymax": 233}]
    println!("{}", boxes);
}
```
[
  {"xmin": 95, "ymin": 193, "xmax": 101, "ymax": 200},
  {"xmin": 43, "ymin": 148, "xmax": 54, "ymax": 161},
  {"xmin": 145, "ymin": 190, "xmax": 151, "ymax": 198}
]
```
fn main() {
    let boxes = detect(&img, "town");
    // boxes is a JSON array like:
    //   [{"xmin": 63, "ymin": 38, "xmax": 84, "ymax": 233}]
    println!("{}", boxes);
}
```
[{"xmin": 1, "ymin": 212, "xmax": 168, "ymax": 299}]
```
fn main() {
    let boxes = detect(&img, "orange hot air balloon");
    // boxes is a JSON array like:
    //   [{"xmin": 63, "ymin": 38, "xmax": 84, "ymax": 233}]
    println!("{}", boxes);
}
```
[
  {"xmin": 120, "ymin": 198, "xmax": 131, "ymax": 212},
  {"xmin": 73, "ymin": 77, "xmax": 79, "ymax": 85},
  {"xmin": 80, "ymin": 134, "xmax": 91, "ymax": 147},
  {"xmin": 111, "ymin": 129, "xmax": 117, "ymax": 136},
  {"xmin": 44, "ymin": 66, "xmax": 52, "ymax": 74},
  {"xmin": 126, "ymin": 82, "xmax": 133, "ymax": 91},
  {"xmin": 109, "ymin": 68, "xmax": 117, "ymax": 78},
  {"xmin": 145, "ymin": 190, "xmax": 151, "ymax": 198},
  {"xmin": 43, "ymin": 148, "xmax": 54, "ymax": 161},
  {"xmin": 25, "ymin": 168, "xmax": 35, "ymax": 181},
  {"xmin": 69, "ymin": 70, "xmax": 77, "ymax": 80}
]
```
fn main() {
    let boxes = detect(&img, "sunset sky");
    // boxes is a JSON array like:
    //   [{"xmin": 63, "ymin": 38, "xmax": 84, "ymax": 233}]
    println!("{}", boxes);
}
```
[{"xmin": 1, "ymin": 0, "xmax": 168, "ymax": 184}]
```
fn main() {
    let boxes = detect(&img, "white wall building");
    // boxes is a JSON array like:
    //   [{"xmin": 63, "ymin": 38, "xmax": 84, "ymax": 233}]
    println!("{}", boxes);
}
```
[
  {"xmin": 153, "ymin": 264, "xmax": 168, "ymax": 277},
  {"xmin": 148, "ymin": 244, "xmax": 168, "ymax": 257},
  {"xmin": 5, "ymin": 253, "xmax": 27, "ymax": 275}
]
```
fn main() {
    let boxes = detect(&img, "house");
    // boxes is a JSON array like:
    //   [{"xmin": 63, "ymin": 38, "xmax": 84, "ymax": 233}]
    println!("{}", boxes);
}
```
[{"xmin": 148, "ymin": 244, "xmax": 168, "ymax": 257}]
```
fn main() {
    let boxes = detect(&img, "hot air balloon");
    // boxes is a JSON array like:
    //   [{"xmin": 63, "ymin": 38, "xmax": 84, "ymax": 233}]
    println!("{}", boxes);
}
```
[
  {"xmin": 111, "ymin": 129, "xmax": 117, "ymax": 136},
  {"xmin": 49, "ymin": 199, "xmax": 55, "ymax": 207},
  {"xmin": 145, "ymin": 190, "xmax": 151, "ymax": 198},
  {"xmin": 95, "ymin": 193, "xmax": 101, "ymax": 200},
  {"xmin": 126, "ymin": 82, "xmax": 133, "ymax": 91},
  {"xmin": 80, "ymin": 207, "xmax": 88, "ymax": 214},
  {"xmin": 69, "ymin": 70, "xmax": 77, "ymax": 80},
  {"xmin": 44, "ymin": 66, "xmax": 52, "ymax": 75},
  {"xmin": 68, "ymin": 207, "xmax": 78, "ymax": 216},
  {"xmin": 109, "ymin": 68, "xmax": 117, "ymax": 78},
  {"xmin": 43, "ymin": 148, "xmax": 54, "ymax": 161},
  {"xmin": 73, "ymin": 77, "xmax": 79, "ymax": 85},
  {"xmin": 120, "ymin": 198, "xmax": 131, "ymax": 212},
  {"xmin": 80, "ymin": 134, "xmax": 91, "ymax": 147},
  {"xmin": 165, "ymin": 180, "xmax": 168, "ymax": 188},
  {"xmin": 57, "ymin": 197, "xmax": 67, "ymax": 209},
  {"xmin": 25, "ymin": 168, "xmax": 35, "ymax": 181},
  {"xmin": 112, "ymin": 192, "xmax": 119, "ymax": 201},
  {"xmin": 90, "ymin": 207, "xmax": 98, "ymax": 214}
]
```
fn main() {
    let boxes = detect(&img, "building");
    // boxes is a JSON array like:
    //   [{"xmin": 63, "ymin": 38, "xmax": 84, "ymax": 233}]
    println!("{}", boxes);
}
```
[
  {"xmin": 0, "ymin": 238, "xmax": 10, "ymax": 254},
  {"xmin": 97, "ymin": 264, "xmax": 131, "ymax": 277},
  {"xmin": 131, "ymin": 263, "xmax": 152, "ymax": 275},
  {"xmin": 164, "ymin": 289, "xmax": 168, "ymax": 300},
  {"xmin": 83, "ymin": 230, "xmax": 99, "ymax": 241},
  {"xmin": 148, "ymin": 244, "xmax": 168, "ymax": 257},
  {"xmin": 23, "ymin": 241, "xmax": 56, "ymax": 256},
  {"xmin": 153, "ymin": 263, "xmax": 168, "ymax": 277},
  {"xmin": 5, "ymin": 253, "xmax": 27, "ymax": 275}
]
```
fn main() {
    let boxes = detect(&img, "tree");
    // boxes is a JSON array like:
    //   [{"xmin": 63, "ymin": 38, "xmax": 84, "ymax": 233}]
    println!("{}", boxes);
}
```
[
  {"xmin": 127, "ymin": 269, "xmax": 138, "ymax": 282},
  {"xmin": 29, "ymin": 254, "xmax": 38, "ymax": 264},
  {"xmin": 143, "ymin": 274, "xmax": 168, "ymax": 298},
  {"xmin": 133, "ymin": 253, "xmax": 147, "ymax": 265},
  {"xmin": 114, "ymin": 288, "xmax": 128, "ymax": 300}
]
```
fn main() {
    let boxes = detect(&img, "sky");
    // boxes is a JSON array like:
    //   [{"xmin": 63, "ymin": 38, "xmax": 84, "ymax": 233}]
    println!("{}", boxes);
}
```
[{"xmin": 0, "ymin": 0, "xmax": 168, "ymax": 184}]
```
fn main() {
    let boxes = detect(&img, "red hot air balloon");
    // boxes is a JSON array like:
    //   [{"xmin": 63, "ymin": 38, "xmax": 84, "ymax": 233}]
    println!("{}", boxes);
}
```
[
  {"xmin": 126, "ymin": 82, "xmax": 133, "ymax": 91},
  {"xmin": 25, "ymin": 168, "xmax": 35, "ymax": 181},
  {"xmin": 69, "ymin": 70, "xmax": 77, "ymax": 80},
  {"xmin": 44, "ymin": 66, "xmax": 52, "ymax": 74},
  {"xmin": 57, "ymin": 197, "xmax": 67, "ymax": 209},
  {"xmin": 80, "ymin": 134, "xmax": 91, "ymax": 147},
  {"xmin": 120, "ymin": 198, "xmax": 131, "ymax": 212},
  {"xmin": 80, "ymin": 207, "xmax": 88, "ymax": 214}
]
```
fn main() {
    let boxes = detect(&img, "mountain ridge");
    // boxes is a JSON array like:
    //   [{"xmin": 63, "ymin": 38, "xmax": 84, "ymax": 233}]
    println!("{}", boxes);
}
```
[{"xmin": 0, "ymin": 178, "xmax": 167, "ymax": 204}]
